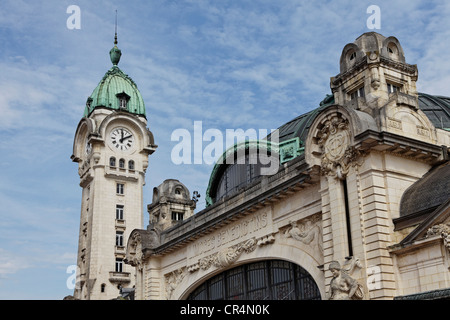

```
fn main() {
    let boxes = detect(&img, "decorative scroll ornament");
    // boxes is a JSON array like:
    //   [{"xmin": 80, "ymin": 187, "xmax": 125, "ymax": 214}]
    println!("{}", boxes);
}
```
[
  {"xmin": 426, "ymin": 223, "xmax": 450, "ymax": 253},
  {"xmin": 318, "ymin": 117, "xmax": 365, "ymax": 179}
]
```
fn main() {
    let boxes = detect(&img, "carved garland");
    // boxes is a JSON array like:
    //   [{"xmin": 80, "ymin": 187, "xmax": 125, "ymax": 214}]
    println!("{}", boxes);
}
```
[{"xmin": 194, "ymin": 238, "xmax": 257, "ymax": 272}]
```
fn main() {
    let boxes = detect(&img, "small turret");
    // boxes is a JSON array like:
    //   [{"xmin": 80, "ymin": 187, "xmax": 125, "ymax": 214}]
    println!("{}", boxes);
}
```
[
  {"xmin": 148, "ymin": 179, "xmax": 197, "ymax": 231},
  {"xmin": 330, "ymin": 32, "xmax": 418, "ymax": 113}
]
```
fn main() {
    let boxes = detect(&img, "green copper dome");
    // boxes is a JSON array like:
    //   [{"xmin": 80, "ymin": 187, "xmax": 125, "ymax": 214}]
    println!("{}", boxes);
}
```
[{"xmin": 84, "ymin": 44, "xmax": 146, "ymax": 118}]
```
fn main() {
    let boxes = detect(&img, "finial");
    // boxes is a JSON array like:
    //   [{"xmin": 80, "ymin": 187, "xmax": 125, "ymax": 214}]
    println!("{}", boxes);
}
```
[{"xmin": 110, "ymin": 9, "xmax": 121, "ymax": 66}]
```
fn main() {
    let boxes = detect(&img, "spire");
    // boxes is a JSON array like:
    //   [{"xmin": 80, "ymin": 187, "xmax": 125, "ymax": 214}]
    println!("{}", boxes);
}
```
[
  {"xmin": 110, "ymin": 10, "xmax": 121, "ymax": 66},
  {"xmin": 114, "ymin": 9, "xmax": 118, "ymax": 46}
]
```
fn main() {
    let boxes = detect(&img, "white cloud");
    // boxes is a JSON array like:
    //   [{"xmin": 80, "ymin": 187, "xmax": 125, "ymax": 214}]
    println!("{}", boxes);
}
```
[{"xmin": 0, "ymin": 248, "xmax": 30, "ymax": 278}]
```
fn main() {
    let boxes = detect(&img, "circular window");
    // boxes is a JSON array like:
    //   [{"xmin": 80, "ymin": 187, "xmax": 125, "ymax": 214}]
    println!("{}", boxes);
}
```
[{"xmin": 187, "ymin": 260, "xmax": 321, "ymax": 300}]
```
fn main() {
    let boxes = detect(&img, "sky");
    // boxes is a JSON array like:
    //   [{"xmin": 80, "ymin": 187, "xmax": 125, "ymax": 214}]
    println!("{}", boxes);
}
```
[{"xmin": 0, "ymin": 0, "xmax": 450, "ymax": 300}]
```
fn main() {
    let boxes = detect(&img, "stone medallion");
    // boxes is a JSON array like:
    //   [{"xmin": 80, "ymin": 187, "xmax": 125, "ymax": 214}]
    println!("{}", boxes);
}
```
[{"xmin": 317, "ymin": 116, "xmax": 364, "ymax": 179}]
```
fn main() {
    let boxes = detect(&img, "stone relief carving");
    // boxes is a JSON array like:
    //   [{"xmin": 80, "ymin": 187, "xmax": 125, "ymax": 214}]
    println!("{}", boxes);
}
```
[
  {"xmin": 125, "ymin": 229, "xmax": 160, "ymax": 271},
  {"xmin": 165, "ymin": 268, "xmax": 186, "ymax": 300},
  {"xmin": 126, "ymin": 232, "xmax": 144, "ymax": 271},
  {"xmin": 188, "ymin": 238, "xmax": 258, "ymax": 273},
  {"xmin": 318, "ymin": 116, "xmax": 365, "ymax": 179},
  {"xmin": 327, "ymin": 258, "xmax": 364, "ymax": 300},
  {"xmin": 426, "ymin": 223, "xmax": 450, "ymax": 253},
  {"xmin": 284, "ymin": 215, "xmax": 322, "ymax": 252},
  {"xmin": 342, "ymin": 256, "xmax": 363, "ymax": 274}
]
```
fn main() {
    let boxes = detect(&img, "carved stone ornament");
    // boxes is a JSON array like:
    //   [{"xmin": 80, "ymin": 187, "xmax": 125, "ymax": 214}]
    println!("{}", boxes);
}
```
[
  {"xmin": 284, "ymin": 214, "xmax": 322, "ymax": 252},
  {"xmin": 426, "ymin": 223, "xmax": 450, "ymax": 253},
  {"xmin": 165, "ymin": 268, "xmax": 186, "ymax": 299},
  {"xmin": 188, "ymin": 238, "xmax": 257, "ymax": 273},
  {"xmin": 318, "ymin": 117, "xmax": 364, "ymax": 179},
  {"xmin": 328, "ymin": 258, "xmax": 364, "ymax": 300},
  {"xmin": 126, "ymin": 232, "xmax": 144, "ymax": 271}
]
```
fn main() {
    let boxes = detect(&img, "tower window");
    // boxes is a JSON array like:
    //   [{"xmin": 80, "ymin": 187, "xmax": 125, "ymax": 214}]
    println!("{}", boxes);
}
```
[
  {"xmin": 172, "ymin": 211, "xmax": 184, "ymax": 221},
  {"xmin": 116, "ymin": 205, "xmax": 124, "ymax": 220},
  {"xmin": 119, "ymin": 158, "xmax": 125, "ymax": 169},
  {"xmin": 116, "ymin": 92, "xmax": 130, "ymax": 110},
  {"xmin": 387, "ymin": 83, "xmax": 400, "ymax": 94},
  {"xmin": 347, "ymin": 50, "xmax": 357, "ymax": 67},
  {"xmin": 110, "ymin": 157, "xmax": 116, "ymax": 167},
  {"xmin": 115, "ymin": 258, "xmax": 123, "ymax": 273},
  {"xmin": 116, "ymin": 231, "xmax": 124, "ymax": 247},
  {"xmin": 101, "ymin": 283, "xmax": 106, "ymax": 293},
  {"xmin": 117, "ymin": 183, "xmax": 124, "ymax": 195},
  {"xmin": 128, "ymin": 160, "xmax": 135, "ymax": 170},
  {"xmin": 350, "ymin": 86, "xmax": 365, "ymax": 100},
  {"xmin": 86, "ymin": 98, "xmax": 93, "ymax": 111},
  {"xmin": 120, "ymin": 98, "xmax": 127, "ymax": 109},
  {"xmin": 387, "ymin": 43, "xmax": 399, "ymax": 60}
]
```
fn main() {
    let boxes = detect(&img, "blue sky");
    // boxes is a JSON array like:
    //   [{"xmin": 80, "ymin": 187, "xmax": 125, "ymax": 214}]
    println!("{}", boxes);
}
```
[{"xmin": 1, "ymin": 0, "xmax": 450, "ymax": 299}]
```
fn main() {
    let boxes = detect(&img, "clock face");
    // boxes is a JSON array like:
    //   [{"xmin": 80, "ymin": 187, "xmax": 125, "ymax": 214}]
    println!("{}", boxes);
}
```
[{"xmin": 110, "ymin": 127, "xmax": 134, "ymax": 151}]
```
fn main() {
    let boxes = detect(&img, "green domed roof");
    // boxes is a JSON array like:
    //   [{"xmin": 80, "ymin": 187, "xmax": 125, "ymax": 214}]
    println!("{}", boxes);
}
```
[{"xmin": 84, "ymin": 44, "xmax": 146, "ymax": 118}]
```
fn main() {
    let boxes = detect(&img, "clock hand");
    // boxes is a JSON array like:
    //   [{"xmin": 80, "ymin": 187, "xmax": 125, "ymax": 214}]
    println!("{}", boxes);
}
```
[{"xmin": 120, "ymin": 135, "xmax": 133, "ymax": 143}]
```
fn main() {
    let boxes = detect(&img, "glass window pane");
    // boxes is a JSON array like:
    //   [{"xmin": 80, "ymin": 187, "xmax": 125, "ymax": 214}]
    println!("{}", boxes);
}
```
[
  {"xmin": 226, "ymin": 268, "xmax": 245, "ymax": 300},
  {"xmin": 247, "ymin": 262, "xmax": 267, "ymax": 300},
  {"xmin": 209, "ymin": 275, "xmax": 224, "ymax": 300},
  {"xmin": 189, "ymin": 283, "xmax": 207, "ymax": 300},
  {"xmin": 188, "ymin": 260, "xmax": 321, "ymax": 300}
]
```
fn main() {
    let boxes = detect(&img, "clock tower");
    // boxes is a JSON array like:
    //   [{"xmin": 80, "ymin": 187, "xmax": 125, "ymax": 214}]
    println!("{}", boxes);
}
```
[{"xmin": 71, "ymin": 35, "xmax": 157, "ymax": 300}]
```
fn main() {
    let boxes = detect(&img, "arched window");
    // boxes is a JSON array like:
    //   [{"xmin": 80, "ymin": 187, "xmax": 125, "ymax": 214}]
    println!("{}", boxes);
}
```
[
  {"xmin": 188, "ymin": 260, "xmax": 321, "ymax": 300},
  {"xmin": 347, "ymin": 49, "xmax": 357, "ymax": 67},
  {"xmin": 387, "ymin": 42, "xmax": 399, "ymax": 60},
  {"xmin": 128, "ymin": 160, "xmax": 135, "ymax": 170},
  {"xmin": 101, "ymin": 283, "xmax": 106, "ymax": 293},
  {"xmin": 215, "ymin": 153, "xmax": 268, "ymax": 202},
  {"xmin": 349, "ymin": 51, "xmax": 356, "ymax": 61},
  {"xmin": 119, "ymin": 158, "xmax": 125, "ymax": 169},
  {"xmin": 110, "ymin": 157, "xmax": 116, "ymax": 167}
]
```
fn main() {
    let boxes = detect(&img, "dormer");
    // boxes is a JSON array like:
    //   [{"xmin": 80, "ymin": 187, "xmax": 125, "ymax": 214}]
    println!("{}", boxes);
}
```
[
  {"xmin": 148, "ymin": 179, "xmax": 197, "ymax": 231},
  {"xmin": 331, "ymin": 32, "xmax": 418, "ymax": 113}
]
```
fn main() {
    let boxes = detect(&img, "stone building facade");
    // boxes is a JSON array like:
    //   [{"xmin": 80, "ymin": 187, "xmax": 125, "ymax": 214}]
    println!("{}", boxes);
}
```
[{"xmin": 124, "ymin": 32, "xmax": 450, "ymax": 300}]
